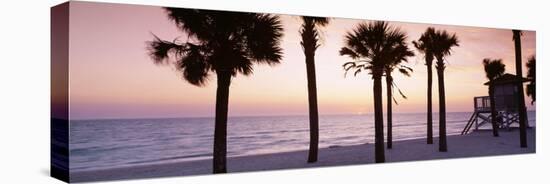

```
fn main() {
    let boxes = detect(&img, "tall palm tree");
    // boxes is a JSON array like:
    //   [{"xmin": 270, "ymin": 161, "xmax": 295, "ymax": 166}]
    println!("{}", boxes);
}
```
[
  {"xmin": 526, "ymin": 56, "xmax": 535, "ymax": 104},
  {"xmin": 512, "ymin": 30, "xmax": 527, "ymax": 148},
  {"xmin": 147, "ymin": 8, "xmax": 284, "ymax": 173},
  {"xmin": 483, "ymin": 58, "xmax": 505, "ymax": 137},
  {"xmin": 340, "ymin": 21, "xmax": 410, "ymax": 163},
  {"xmin": 413, "ymin": 27, "xmax": 436, "ymax": 144},
  {"xmin": 384, "ymin": 45, "xmax": 414, "ymax": 149},
  {"xmin": 432, "ymin": 29, "xmax": 459, "ymax": 152},
  {"xmin": 299, "ymin": 16, "xmax": 329, "ymax": 163}
]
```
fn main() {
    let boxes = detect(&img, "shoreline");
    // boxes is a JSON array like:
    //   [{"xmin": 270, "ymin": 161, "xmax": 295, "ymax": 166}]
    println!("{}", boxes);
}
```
[
  {"xmin": 71, "ymin": 128, "xmax": 535, "ymax": 183},
  {"xmin": 69, "ymin": 132, "xmax": 468, "ymax": 173}
]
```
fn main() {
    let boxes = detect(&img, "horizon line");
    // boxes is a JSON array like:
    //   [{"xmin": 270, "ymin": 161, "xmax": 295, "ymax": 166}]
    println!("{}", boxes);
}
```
[{"xmin": 70, "ymin": 110, "xmax": 536, "ymax": 121}]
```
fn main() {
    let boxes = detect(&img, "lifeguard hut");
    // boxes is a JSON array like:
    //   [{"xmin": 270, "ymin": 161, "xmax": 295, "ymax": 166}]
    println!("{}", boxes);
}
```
[{"xmin": 461, "ymin": 73, "xmax": 529, "ymax": 135}]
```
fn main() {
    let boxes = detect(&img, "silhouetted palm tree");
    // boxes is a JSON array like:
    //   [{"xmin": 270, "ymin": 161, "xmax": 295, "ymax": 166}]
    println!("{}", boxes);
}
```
[
  {"xmin": 300, "ymin": 16, "xmax": 329, "ymax": 163},
  {"xmin": 483, "ymin": 58, "xmax": 505, "ymax": 137},
  {"xmin": 340, "ymin": 21, "xmax": 410, "ymax": 162},
  {"xmin": 432, "ymin": 29, "xmax": 459, "ymax": 152},
  {"xmin": 526, "ymin": 56, "xmax": 536, "ymax": 104},
  {"xmin": 147, "ymin": 8, "xmax": 284, "ymax": 173},
  {"xmin": 384, "ymin": 45, "xmax": 414, "ymax": 149},
  {"xmin": 512, "ymin": 30, "xmax": 527, "ymax": 148},
  {"xmin": 413, "ymin": 27, "xmax": 436, "ymax": 144}
]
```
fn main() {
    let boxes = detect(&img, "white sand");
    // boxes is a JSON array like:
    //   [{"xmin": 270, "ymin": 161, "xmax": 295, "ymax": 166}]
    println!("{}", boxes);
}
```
[{"xmin": 71, "ymin": 128, "xmax": 535, "ymax": 182}]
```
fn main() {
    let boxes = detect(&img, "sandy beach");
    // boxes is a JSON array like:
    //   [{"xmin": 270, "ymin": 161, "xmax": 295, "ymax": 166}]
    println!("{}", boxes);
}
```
[{"xmin": 70, "ymin": 128, "xmax": 535, "ymax": 182}]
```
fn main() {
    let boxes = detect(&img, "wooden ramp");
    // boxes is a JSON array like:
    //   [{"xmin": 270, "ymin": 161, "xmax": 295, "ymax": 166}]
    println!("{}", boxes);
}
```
[{"xmin": 461, "ymin": 112, "xmax": 477, "ymax": 135}]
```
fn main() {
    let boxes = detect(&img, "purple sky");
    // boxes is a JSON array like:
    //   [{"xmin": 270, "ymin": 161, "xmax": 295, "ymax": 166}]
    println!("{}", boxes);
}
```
[{"xmin": 66, "ymin": 2, "xmax": 536, "ymax": 119}]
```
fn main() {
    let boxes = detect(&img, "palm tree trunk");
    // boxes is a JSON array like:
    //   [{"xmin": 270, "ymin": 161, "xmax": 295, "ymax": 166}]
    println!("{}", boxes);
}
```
[
  {"xmin": 301, "ymin": 19, "xmax": 320, "ymax": 163},
  {"xmin": 305, "ymin": 50, "xmax": 319, "ymax": 163},
  {"xmin": 436, "ymin": 63, "xmax": 447, "ymax": 152},
  {"xmin": 385, "ymin": 72, "xmax": 393, "ymax": 149},
  {"xmin": 513, "ymin": 30, "xmax": 528, "ymax": 148},
  {"xmin": 426, "ymin": 62, "xmax": 433, "ymax": 144},
  {"xmin": 213, "ymin": 71, "xmax": 231, "ymax": 173},
  {"xmin": 489, "ymin": 84, "xmax": 500, "ymax": 137},
  {"xmin": 373, "ymin": 72, "xmax": 385, "ymax": 163}
]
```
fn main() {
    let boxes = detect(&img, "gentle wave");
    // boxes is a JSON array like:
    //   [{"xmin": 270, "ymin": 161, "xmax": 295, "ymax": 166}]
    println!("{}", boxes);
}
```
[{"xmin": 69, "ymin": 111, "xmax": 536, "ymax": 171}]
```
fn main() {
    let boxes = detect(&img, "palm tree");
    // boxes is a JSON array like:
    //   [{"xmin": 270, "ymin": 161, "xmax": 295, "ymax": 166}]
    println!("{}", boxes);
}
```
[
  {"xmin": 526, "ymin": 56, "xmax": 535, "ymax": 104},
  {"xmin": 483, "ymin": 58, "xmax": 505, "ymax": 137},
  {"xmin": 413, "ymin": 27, "xmax": 436, "ymax": 144},
  {"xmin": 512, "ymin": 30, "xmax": 528, "ymax": 148},
  {"xmin": 384, "ymin": 45, "xmax": 414, "ymax": 149},
  {"xmin": 432, "ymin": 29, "xmax": 459, "ymax": 152},
  {"xmin": 147, "ymin": 8, "xmax": 284, "ymax": 173},
  {"xmin": 299, "ymin": 16, "xmax": 329, "ymax": 163},
  {"xmin": 340, "ymin": 21, "xmax": 410, "ymax": 163}
]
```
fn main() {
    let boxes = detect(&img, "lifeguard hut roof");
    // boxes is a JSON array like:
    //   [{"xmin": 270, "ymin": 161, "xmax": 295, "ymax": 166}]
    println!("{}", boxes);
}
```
[{"xmin": 484, "ymin": 73, "xmax": 529, "ymax": 86}]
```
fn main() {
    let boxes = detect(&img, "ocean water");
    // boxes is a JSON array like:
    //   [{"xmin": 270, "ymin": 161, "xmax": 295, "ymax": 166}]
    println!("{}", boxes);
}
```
[{"xmin": 69, "ymin": 111, "xmax": 535, "ymax": 171}]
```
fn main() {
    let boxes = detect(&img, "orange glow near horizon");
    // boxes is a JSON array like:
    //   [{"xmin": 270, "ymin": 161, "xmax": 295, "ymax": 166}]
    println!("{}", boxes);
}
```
[{"xmin": 66, "ymin": 2, "xmax": 536, "ymax": 119}]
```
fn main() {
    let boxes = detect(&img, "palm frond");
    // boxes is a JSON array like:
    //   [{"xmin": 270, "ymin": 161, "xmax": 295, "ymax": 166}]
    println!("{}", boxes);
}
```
[
  {"xmin": 392, "ymin": 96, "xmax": 399, "ymax": 105},
  {"xmin": 392, "ymin": 81, "xmax": 407, "ymax": 99},
  {"xmin": 301, "ymin": 16, "xmax": 330, "ymax": 27},
  {"xmin": 343, "ymin": 62, "xmax": 357, "ymax": 70},
  {"xmin": 512, "ymin": 30, "xmax": 523, "ymax": 41},
  {"xmin": 340, "ymin": 21, "xmax": 412, "ymax": 78},
  {"xmin": 147, "ymin": 34, "xmax": 186, "ymax": 64},
  {"xmin": 232, "ymin": 53, "xmax": 254, "ymax": 76},
  {"xmin": 401, "ymin": 65, "xmax": 413, "ymax": 72},
  {"xmin": 388, "ymin": 81, "xmax": 407, "ymax": 105},
  {"xmin": 354, "ymin": 68, "xmax": 363, "ymax": 77},
  {"xmin": 343, "ymin": 61, "xmax": 371, "ymax": 77},
  {"xmin": 482, "ymin": 58, "xmax": 505, "ymax": 80},
  {"xmin": 244, "ymin": 14, "xmax": 284, "ymax": 64},
  {"xmin": 432, "ymin": 29, "xmax": 460, "ymax": 61},
  {"xmin": 300, "ymin": 17, "xmax": 320, "ymax": 53},
  {"xmin": 526, "ymin": 56, "xmax": 536, "ymax": 79},
  {"xmin": 342, "ymin": 25, "xmax": 371, "ymax": 58},
  {"xmin": 339, "ymin": 47, "xmax": 361, "ymax": 59},
  {"xmin": 162, "ymin": 7, "xmax": 284, "ymax": 71},
  {"xmin": 176, "ymin": 43, "xmax": 211, "ymax": 86},
  {"xmin": 413, "ymin": 27, "xmax": 437, "ymax": 65},
  {"xmin": 343, "ymin": 62, "xmax": 356, "ymax": 77},
  {"xmin": 164, "ymin": 8, "xmax": 213, "ymax": 40},
  {"xmin": 398, "ymin": 68, "xmax": 411, "ymax": 77}
]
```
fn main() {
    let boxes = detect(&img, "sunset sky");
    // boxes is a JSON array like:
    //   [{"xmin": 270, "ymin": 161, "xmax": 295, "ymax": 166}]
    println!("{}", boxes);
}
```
[{"xmin": 67, "ymin": 2, "xmax": 536, "ymax": 119}]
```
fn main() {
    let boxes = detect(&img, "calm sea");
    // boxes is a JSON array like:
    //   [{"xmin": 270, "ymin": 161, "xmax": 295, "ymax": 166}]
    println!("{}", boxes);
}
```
[{"xmin": 69, "ymin": 111, "xmax": 535, "ymax": 171}]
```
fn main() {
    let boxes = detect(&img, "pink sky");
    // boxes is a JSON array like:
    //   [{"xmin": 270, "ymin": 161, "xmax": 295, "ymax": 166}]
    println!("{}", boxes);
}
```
[{"xmin": 66, "ymin": 2, "xmax": 536, "ymax": 119}]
